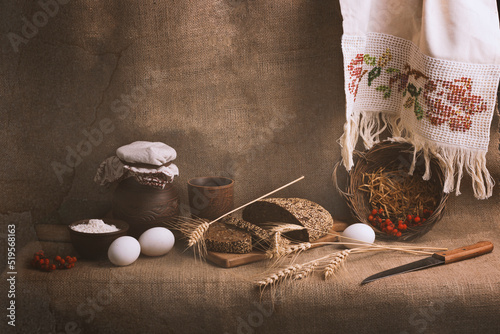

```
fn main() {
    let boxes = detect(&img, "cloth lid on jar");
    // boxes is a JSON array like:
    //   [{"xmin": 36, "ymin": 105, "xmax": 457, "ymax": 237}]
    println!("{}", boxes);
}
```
[
  {"xmin": 94, "ymin": 156, "xmax": 179, "ymax": 188},
  {"xmin": 116, "ymin": 141, "xmax": 177, "ymax": 166}
]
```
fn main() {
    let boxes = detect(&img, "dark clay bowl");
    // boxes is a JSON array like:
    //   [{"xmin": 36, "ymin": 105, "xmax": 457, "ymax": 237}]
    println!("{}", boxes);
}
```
[{"xmin": 68, "ymin": 219, "xmax": 129, "ymax": 259}]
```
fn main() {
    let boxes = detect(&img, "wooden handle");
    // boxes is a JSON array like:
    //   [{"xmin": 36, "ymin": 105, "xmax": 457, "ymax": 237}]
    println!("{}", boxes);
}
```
[{"xmin": 432, "ymin": 241, "xmax": 493, "ymax": 264}]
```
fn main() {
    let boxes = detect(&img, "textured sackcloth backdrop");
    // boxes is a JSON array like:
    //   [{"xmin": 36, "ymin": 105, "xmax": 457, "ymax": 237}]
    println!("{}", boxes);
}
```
[
  {"xmin": 0, "ymin": 0, "xmax": 345, "ymax": 258},
  {"xmin": 1, "ymin": 1, "xmax": 500, "ymax": 334}
]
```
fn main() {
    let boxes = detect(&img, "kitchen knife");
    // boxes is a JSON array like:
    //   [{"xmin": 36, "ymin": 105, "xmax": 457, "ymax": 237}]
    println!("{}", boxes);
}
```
[{"xmin": 361, "ymin": 241, "xmax": 493, "ymax": 285}]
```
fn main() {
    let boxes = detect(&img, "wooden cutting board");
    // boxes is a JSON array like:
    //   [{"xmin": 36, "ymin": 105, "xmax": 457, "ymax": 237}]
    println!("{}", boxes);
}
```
[{"xmin": 206, "ymin": 220, "xmax": 349, "ymax": 268}]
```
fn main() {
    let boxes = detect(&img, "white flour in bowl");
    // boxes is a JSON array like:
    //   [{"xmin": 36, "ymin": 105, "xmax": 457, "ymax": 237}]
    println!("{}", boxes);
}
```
[{"xmin": 71, "ymin": 219, "xmax": 120, "ymax": 233}]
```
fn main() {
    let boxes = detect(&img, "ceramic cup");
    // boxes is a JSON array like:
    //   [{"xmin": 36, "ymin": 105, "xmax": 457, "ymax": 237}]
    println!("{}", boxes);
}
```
[{"xmin": 187, "ymin": 177, "xmax": 234, "ymax": 220}]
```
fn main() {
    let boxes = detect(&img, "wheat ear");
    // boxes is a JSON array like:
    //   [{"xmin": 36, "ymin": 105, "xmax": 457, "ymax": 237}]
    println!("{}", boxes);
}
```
[
  {"xmin": 266, "ymin": 232, "xmax": 291, "ymax": 259},
  {"xmin": 257, "ymin": 264, "xmax": 303, "ymax": 288},
  {"xmin": 324, "ymin": 250, "xmax": 351, "ymax": 279},
  {"xmin": 281, "ymin": 242, "xmax": 312, "ymax": 258},
  {"xmin": 259, "ymin": 222, "xmax": 306, "ymax": 234},
  {"xmin": 187, "ymin": 221, "xmax": 210, "ymax": 247},
  {"xmin": 293, "ymin": 261, "xmax": 319, "ymax": 280},
  {"xmin": 165, "ymin": 217, "xmax": 209, "ymax": 258}
]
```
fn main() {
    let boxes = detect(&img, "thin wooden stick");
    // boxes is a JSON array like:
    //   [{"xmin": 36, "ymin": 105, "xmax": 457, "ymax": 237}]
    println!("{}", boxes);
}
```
[{"xmin": 209, "ymin": 176, "xmax": 305, "ymax": 225}]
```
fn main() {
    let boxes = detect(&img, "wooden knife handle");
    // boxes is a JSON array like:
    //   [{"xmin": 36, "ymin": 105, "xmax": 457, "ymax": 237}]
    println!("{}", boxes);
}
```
[{"xmin": 432, "ymin": 241, "xmax": 494, "ymax": 264}]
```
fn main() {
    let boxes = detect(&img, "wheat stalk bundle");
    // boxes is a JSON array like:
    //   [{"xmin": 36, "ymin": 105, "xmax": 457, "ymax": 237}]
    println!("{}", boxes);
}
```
[{"xmin": 256, "ymin": 243, "xmax": 447, "ymax": 290}]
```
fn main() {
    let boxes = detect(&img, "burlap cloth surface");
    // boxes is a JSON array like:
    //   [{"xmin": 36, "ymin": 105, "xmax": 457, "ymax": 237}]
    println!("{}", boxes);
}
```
[{"xmin": 2, "ymin": 179, "xmax": 500, "ymax": 334}]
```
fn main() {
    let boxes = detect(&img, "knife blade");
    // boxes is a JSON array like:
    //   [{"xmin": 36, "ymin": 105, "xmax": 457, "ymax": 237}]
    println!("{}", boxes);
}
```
[{"xmin": 361, "ymin": 241, "xmax": 494, "ymax": 285}]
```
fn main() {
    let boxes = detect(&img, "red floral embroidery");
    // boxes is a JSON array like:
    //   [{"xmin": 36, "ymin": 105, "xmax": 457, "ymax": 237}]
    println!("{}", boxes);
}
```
[
  {"xmin": 347, "ymin": 54, "xmax": 366, "ymax": 100},
  {"xmin": 347, "ymin": 50, "xmax": 488, "ymax": 132},
  {"xmin": 423, "ymin": 78, "xmax": 487, "ymax": 132}
]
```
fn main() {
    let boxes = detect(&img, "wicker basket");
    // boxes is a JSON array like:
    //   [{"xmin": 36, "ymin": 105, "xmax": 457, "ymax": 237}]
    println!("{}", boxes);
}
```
[{"xmin": 333, "ymin": 141, "xmax": 449, "ymax": 241}]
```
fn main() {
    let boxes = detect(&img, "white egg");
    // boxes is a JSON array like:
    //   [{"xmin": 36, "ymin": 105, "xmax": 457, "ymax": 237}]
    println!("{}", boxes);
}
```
[
  {"xmin": 108, "ymin": 236, "xmax": 141, "ymax": 266},
  {"xmin": 342, "ymin": 223, "xmax": 375, "ymax": 248},
  {"xmin": 139, "ymin": 227, "xmax": 175, "ymax": 257}
]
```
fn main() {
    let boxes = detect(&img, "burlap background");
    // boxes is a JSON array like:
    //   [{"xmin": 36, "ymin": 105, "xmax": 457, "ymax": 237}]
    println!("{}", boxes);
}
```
[
  {"xmin": 0, "ymin": 0, "xmax": 345, "ymax": 225},
  {"xmin": 1, "ymin": 1, "xmax": 499, "ymax": 333}
]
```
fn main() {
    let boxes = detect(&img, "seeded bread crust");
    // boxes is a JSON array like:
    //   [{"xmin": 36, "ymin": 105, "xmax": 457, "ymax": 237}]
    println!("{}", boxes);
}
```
[{"xmin": 219, "ymin": 216, "xmax": 271, "ymax": 241}]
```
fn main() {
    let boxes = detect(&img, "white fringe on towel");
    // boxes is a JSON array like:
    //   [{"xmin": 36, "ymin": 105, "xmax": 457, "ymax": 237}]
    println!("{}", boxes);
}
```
[{"xmin": 339, "ymin": 110, "xmax": 495, "ymax": 199}]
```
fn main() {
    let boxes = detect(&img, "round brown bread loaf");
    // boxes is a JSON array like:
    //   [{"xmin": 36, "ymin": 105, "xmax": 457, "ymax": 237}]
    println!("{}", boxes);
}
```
[{"xmin": 242, "ymin": 198, "xmax": 333, "ymax": 242}]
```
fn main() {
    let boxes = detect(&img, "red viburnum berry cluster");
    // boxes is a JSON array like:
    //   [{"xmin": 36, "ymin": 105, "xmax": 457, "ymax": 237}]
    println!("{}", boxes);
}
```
[
  {"xmin": 30, "ymin": 250, "xmax": 77, "ymax": 272},
  {"xmin": 367, "ymin": 208, "xmax": 433, "ymax": 237}
]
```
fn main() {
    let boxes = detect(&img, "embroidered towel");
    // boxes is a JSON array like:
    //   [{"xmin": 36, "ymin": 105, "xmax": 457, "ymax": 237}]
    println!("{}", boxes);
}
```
[{"xmin": 339, "ymin": 0, "xmax": 500, "ymax": 199}]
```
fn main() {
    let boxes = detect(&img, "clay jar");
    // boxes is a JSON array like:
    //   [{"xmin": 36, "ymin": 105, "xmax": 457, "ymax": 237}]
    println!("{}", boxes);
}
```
[{"xmin": 112, "ymin": 177, "xmax": 179, "ymax": 237}]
